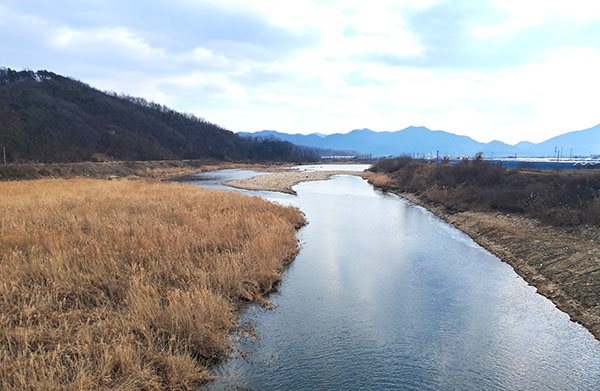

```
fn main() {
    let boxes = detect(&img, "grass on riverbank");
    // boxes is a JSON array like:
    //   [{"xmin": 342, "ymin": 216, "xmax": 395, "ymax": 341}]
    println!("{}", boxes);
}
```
[
  {"xmin": 366, "ymin": 156, "xmax": 600, "ymax": 227},
  {"xmin": 0, "ymin": 159, "xmax": 258, "ymax": 181},
  {"xmin": 0, "ymin": 179, "xmax": 305, "ymax": 390}
]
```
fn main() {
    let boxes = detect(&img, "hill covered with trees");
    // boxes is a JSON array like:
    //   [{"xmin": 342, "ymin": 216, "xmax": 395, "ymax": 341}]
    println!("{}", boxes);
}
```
[{"xmin": 0, "ymin": 68, "xmax": 318, "ymax": 163}]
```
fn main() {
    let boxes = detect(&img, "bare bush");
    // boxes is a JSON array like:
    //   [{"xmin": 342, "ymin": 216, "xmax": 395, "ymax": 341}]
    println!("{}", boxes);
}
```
[{"xmin": 369, "ymin": 156, "xmax": 600, "ymax": 227}]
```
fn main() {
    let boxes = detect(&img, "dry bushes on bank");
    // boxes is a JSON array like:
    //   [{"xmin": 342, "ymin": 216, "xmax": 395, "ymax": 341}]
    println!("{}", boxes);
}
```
[
  {"xmin": 368, "ymin": 156, "xmax": 600, "ymax": 227},
  {"xmin": 361, "ymin": 171, "xmax": 396, "ymax": 189},
  {"xmin": 0, "ymin": 179, "xmax": 305, "ymax": 390}
]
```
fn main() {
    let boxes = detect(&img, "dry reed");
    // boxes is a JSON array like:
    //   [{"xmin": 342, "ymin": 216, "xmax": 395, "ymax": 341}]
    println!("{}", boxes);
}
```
[
  {"xmin": 0, "ymin": 178, "xmax": 305, "ymax": 390},
  {"xmin": 361, "ymin": 171, "xmax": 395, "ymax": 189}
]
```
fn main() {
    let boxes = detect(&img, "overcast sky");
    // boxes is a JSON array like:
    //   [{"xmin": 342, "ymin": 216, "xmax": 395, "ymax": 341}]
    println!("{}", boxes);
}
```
[{"xmin": 2, "ymin": 0, "xmax": 600, "ymax": 143}]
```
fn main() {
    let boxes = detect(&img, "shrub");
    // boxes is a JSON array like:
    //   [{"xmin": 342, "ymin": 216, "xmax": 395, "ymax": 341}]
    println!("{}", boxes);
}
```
[{"xmin": 369, "ymin": 156, "xmax": 600, "ymax": 227}]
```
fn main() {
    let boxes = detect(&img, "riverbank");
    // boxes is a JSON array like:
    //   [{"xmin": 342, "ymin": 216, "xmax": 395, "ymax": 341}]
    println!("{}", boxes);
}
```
[
  {"xmin": 0, "ymin": 159, "xmax": 291, "ymax": 181},
  {"xmin": 0, "ymin": 178, "xmax": 305, "ymax": 390},
  {"xmin": 225, "ymin": 170, "xmax": 360, "ymax": 194},
  {"xmin": 363, "ymin": 163, "xmax": 600, "ymax": 340}
]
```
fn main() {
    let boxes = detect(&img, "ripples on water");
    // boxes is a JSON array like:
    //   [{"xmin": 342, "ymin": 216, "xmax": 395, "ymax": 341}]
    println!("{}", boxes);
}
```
[{"xmin": 190, "ymin": 170, "xmax": 600, "ymax": 391}]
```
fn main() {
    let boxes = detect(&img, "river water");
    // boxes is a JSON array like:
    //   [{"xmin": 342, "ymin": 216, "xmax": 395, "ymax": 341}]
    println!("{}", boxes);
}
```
[{"xmin": 186, "ymin": 167, "xmax": 600, "ymax": 391}]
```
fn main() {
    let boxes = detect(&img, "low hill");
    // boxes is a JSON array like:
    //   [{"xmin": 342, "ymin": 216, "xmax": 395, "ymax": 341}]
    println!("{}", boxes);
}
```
[
  {"xmin": 0, "ymin": 68, "xmax": 318, "ymax": 163},
  {"xmin": 524, "ymin": 124, "xmax": 600, "ymax": 157}
]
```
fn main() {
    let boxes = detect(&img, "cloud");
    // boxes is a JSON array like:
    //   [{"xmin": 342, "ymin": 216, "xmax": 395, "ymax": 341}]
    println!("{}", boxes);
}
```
[
  {"xmin": 2, "ymin": 0, "xmax": 600, "ymax": 144},
  {"xmin": 487, "ymin": 0, "xmax": 600, "ymax": 28},
  {"xmin": 49, "ymin": 27, "xmax": 167, "ymax": 65},
  {"xmin": 2, "ymin": 0, "xmax": 319, "ymax": 63},
  {"xmin": 405, "ymin": 0, "xmax": 600, "ymax": 70},
  {"xmin": 199, "ymin": 45, "xmax": 600, "ymax": 143}
]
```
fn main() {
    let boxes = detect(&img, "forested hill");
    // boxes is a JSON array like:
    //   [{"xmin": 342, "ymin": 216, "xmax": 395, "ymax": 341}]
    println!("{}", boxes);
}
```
[{"xmin": 0, "ymin": 68, "xmax": 318, "ymax": 163}]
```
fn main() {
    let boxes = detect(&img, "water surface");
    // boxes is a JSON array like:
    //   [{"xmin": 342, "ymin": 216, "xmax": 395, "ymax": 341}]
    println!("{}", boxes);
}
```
[
  {"xmin": 289, "ymin": 163, "xmax": 371, "ymax": 172},
  {"xmin": 189, "ymin": 170, "xmax": 600, "ymax": 391}
]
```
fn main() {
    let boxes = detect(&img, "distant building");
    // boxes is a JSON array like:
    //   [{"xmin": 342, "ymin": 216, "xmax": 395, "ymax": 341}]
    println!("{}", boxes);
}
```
[{"xmin": 321, "ymin": 155, "xmax": 356, "ymax": 161}]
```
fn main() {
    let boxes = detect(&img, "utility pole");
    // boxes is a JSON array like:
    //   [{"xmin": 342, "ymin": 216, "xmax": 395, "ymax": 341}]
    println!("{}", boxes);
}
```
[{"xmin": 1, "ymin": 145, "xmax": 5, "ymax": 165}]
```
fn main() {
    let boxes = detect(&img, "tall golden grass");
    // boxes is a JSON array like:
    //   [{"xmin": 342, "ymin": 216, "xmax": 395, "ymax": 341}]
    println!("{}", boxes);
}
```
[
  {"xmin": 0, "ymin": 178, "xmax": 305, "ymax": 390},
  {"xmin": 361, "ymin": 171, "xmax": 395, "ymax": 189}
]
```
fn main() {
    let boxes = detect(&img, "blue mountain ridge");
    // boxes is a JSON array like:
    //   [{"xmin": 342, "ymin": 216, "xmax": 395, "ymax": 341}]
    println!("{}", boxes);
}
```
[{"xmin": 239, "ymin": 124, "xmax": 600, "ymax": 158}]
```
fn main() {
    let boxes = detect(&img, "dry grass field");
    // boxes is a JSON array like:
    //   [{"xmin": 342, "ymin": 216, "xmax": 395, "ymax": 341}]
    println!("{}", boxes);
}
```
[
  {"xmin": 0, "ymin": 160, "xmax": 271, "ymax": 181},
  {"xmin": 0, "ymin": 178, "xmax": 305, "ymax": 390}
]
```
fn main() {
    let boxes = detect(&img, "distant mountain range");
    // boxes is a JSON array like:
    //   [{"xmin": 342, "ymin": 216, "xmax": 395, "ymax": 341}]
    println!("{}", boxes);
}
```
[{"xmin": 240, "ymin": 124, "xmax": 600, "ymax": 158}]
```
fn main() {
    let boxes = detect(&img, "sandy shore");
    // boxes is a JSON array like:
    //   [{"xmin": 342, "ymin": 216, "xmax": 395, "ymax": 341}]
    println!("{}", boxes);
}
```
[
  {"xmin": 393, "ymin": 191, "xmax": 600, "ymax": 340},
  {"xmin": 225, "ymin": 170, "xmax": 360, "ymax": 194}
]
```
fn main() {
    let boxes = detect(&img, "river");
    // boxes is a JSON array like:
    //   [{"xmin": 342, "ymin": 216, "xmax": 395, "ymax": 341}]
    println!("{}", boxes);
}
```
[{"xmin": 185, "ymin": 167, "xmax": 600, "ymax": 391}]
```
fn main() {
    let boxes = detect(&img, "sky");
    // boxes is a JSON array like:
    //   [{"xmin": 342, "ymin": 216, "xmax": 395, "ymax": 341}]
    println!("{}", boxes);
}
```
[{"xmin": 2, "ymin": 0, "xmax": 600, "ymax": 143}]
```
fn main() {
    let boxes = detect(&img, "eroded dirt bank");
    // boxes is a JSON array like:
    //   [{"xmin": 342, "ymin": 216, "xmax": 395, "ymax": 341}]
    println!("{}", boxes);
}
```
[{"xmin": 384, "ymin": 189, "xmax": 600, "ymax": 340}]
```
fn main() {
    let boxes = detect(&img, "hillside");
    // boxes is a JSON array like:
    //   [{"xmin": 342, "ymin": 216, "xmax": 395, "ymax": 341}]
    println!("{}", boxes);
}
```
[
  {"xmin": 241, "ymin": 125, "xmax": 600, "ymax": 158},
  {"xmin": 0, "ymin": 68, "xmax": 318, "ymax": 163},
  {"xmin": 525, "ymin": 124, "xmax": 600, "ymax": 157}
]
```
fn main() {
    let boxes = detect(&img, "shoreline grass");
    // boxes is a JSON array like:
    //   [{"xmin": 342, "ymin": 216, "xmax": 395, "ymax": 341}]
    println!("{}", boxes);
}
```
[
  {"xmin": 367, "ymin": 156, "xmax": 600, "ymax": 227},
  {"xmin": 0, "ymin": 160, "xmax": 296, "ymax": 182},
  {"xmin": 0, "ymin": 178, "xmax": 305, "ymax": 390}
]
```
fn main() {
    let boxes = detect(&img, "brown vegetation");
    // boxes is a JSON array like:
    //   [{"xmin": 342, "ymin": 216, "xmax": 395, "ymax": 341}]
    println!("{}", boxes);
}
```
[
  {"xmin": 361, "ymin": 171, "xmax": 395, "ymax": 189},
  {"xmin": 369, "ymin": 156, "xmax": 600, "ymax": 227},
  {"xmin": 0, "ymin": 160, "xmax": 289, "ymax": 182},
  {"xmin": 0, "ymin": 179, "xmax": 305, "ymax": 390},
  {"xmin": 365, "ymin": 156, "xmax": 600, "ymax": 340},
  {"xmin": 0, "ymin": 159, "xmax": 219, "ymax": 181}
]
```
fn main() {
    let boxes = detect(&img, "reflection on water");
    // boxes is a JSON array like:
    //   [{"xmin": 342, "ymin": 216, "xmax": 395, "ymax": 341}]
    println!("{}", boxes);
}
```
[{"xmin": 189, "ymin": 171, "xmax": 600, "ymax": 391}]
